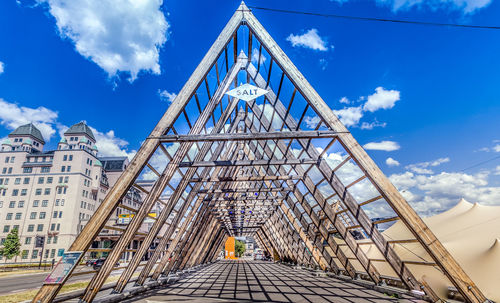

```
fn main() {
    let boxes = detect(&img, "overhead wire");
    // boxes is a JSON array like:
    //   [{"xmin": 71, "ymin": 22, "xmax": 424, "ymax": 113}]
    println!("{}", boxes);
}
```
[{"xmin": 248, "ymin": 6, "xmax": 500, "ymax": 30}]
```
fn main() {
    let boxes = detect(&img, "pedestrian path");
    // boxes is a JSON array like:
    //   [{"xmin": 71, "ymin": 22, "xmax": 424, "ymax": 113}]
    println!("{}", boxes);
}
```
[{"xmin": 121, "ymin": 260, "xmax": 428, "ymax": 303}]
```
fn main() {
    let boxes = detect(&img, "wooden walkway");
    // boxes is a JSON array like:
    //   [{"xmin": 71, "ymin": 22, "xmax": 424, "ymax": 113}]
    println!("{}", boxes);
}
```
[{"xmin": 122, "ymin": 260, "xmax": 428, "ymax": 303}]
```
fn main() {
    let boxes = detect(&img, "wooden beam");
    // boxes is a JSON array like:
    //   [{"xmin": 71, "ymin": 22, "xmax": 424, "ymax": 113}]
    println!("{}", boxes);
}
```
[
  {"xmin": 154, "ymin": 130, "xmax": 339, "ymax": 142},
  {"xmin": 179, "ymin": 158, "xmax": 319, "ymax": 167},
  {"xmin": 189, "ymin": 175, "xmax": 302, "ymax": 182},
  {"xmin": 197, "ymin": 187, "xmax": 289, "ymax": 193}
]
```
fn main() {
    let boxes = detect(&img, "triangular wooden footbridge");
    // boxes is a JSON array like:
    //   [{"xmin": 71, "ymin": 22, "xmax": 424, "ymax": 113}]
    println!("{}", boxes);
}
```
[{"xmin": 33, "ymin": 2, "xmax": 487, "ymax": 302}]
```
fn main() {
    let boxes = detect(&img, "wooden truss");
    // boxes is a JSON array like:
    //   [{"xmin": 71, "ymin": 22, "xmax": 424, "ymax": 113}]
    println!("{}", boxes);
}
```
[{"xmin": 32, "ymin": 2, "xmax": 487, "ymax": 303}]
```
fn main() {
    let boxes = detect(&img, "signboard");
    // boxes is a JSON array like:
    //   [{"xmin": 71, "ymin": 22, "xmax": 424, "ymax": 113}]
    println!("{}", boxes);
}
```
[
  {"xmin": 225, "ymin": 83, "xmax": 268, "ymax": 102},
  {"xmin": 117, "ymin": 213, "xmax": 157, "ymax": 224},
  {"xmin": 44, "ymin": 251, "xmax": 83, "ymax": 284}
]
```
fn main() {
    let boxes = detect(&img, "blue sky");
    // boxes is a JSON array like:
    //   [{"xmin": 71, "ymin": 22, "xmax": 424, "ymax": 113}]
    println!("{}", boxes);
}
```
[{"xmin": 0, "ymin": 0, "xmax": 499, "ymax": 215}]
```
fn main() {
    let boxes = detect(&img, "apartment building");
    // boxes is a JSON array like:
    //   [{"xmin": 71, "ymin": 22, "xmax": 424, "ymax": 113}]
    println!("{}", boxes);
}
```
[{"xmin": 0, "ymin": 122, "xmax": 145, "ymax": 263}]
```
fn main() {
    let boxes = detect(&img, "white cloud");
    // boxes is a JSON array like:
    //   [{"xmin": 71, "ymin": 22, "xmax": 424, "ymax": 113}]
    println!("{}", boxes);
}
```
[
  {"xmin": 360, "ymin": 120, "xmax": 387, "ymax": 130},
  {"xmin": 304, "ymin": 116, "xmax": 321, "ymax": 129},
  {"xmin": 363, "ymin": 87, "xmax": 400, "ymax": 112},
  {"xmin": 363, "ymin": 140, "xmax": 400, "ymax": 151},
  {"xmin": 405, "ymin": 157, "xmax": 450, "ymax": 174},
  {"xmin": 0, "ymin": 98, "xmax": 58, "ymax": 140},
  {"xmin": 332, "ymin": 106, "xmax": 363, "ymax": 127},
  {"xmin": 38, "ymin": 0, "xmax": 169, "ymax": 82},
  {"xmin": 494, "ymin": 144, "xmax": 500, "ymax": 152},
  {"xmin": 90, "ymin": 126, "xmax": 136, "ymax": 159},
  {"xmin": 158, "ymin": 89, "xmax": 177, "ymax": 103},
  {"xmin": 319, "ymin": 58, "xmax": 328, "ymax": 70},
  {"xmin": 251, "ymin": 48, "xmax": 266, "ymax": 65},
  {"xmin": 377, "ymin": 0, "xmax": 492, "ymax": 14},
  {"xmin": 286, "ymin": 28, "xmax": 329, "ymax": 51},
  {"xmin": 390, "ymin": 170, "xmax": 500, "ymax": 216},
  {"xmin": 325, "ymin": 87, "xmax": 400, "ymax": 129},
  {"xmin": 495, "ymin": 165, "xmax": 500, "ymax": 176},
  {"xmin": 0, "ymin": 61, "xmax": 4, "ymax": 75},
  {"xmin": 386, "ymin": 157, "xmax": 400, "ymax": 166},
  {"xmin": 339, "ymin": 97, "xmax": 350, "ymax": 104}
]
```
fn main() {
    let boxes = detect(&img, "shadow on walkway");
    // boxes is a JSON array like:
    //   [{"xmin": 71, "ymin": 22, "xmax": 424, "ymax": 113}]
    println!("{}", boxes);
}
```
[{"xmin": 122, "ymin": 260, "xmax": 426, "ymax": 303}]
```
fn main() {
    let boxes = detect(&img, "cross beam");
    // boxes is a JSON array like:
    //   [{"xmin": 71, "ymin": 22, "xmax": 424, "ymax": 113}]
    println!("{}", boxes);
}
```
[
  {"xmin": 179, "ymin": 158, "xmax": 319, "ymax": 167},
  {"xmin": 154, "ymin": 130, "xmax": 339, "ymax": 142},
  {"xmin": 189, "ymin": 175, "xmax": 302, "ymax": 182}
]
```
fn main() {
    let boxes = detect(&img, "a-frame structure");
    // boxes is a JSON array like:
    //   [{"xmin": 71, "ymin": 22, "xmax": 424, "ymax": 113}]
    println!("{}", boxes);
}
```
[{"xmin": 32, "ymin": 3, "xmax": 487, "ymax": 302}]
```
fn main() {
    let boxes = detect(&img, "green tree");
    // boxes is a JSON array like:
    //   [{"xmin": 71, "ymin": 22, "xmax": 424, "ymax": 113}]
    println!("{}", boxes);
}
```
[
  {"xmin": 235, "ymin": 240, "xmax": 246, "ymax": 257},
  {"xmin": 0, "ymin": 228, "xmax": 21, "ymax": 263}
]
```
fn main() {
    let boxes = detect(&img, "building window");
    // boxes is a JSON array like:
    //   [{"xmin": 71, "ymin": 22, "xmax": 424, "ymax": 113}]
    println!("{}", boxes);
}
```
[
  {"xmin": 39, "ymin": 212, "xmax": 46, "ymax": 219},
  {"xmin": 42, "ymin": 200, "xmax": 48, "ymax": 207},
  {"xmin": 44, "ymin": 249, "xmax": 49, "ymax": 259},
  {"xmin": 69, "ymin": 155, "xmax": 73, "ymax": 161},
  {"xmin": 67, "ymin": 166, "xmax": 71, "ymax": 172},
  {"xmin": 50, "ymin": 249, "xmax": 55, "ymax": 258},
  {"xmin": 0, "ymin": 178, "xmax": 3, "ymax": 185},
  {"xmin": 53, "ymin": 236, "xmax": 59, "ymax": 244},
  {"xmin": 20, "ymin": 189, "xmax": 27, "ymax": 196},
  {"xmin": 55, "ymin": 199, "xmax": 60, "ymax": 206},
  {"xmin": 38, "ymin": 177, "xmax": 44, "ymax": 184},
  {"xmin": 15, "ymin": 213, "xmax": 21, "ymax": 220},
  {"xmin": 50, "ymin": 224, "xmax": 56, "ymax": 231},
  {"xmin": 63, "ymin": 155, "xmax": 67, "ymax": 161},
  {"xmin": 18, "ymin": 201, "xmax": 24, "ymax": 208},
  {"xmin": 58, "ymin": 177, "xmax": 63, "ymax": 183},
  {"xmin": 41, "ymin": 167, "xmax": 50, "ymax": 173},
  {"xmin": 21, "ymin": 250, "xmax": 29, "ymax": 259},
  {"xmin": 4, "ymin": 157, "xmax": 9, "ymax": 163},
  {"xmin": 10, "ymin": 157, "xmax": 14, "ymax": 163},
  {"xmin": 61, "ymin": 199, "xmax": 65, "ymax": 206},
  {"xmin": 14, "ymin": 178, "xmax": 20, "ymax": 185},
  {"xmin": 36, "ymin": 224, "xmax": 43, "ymax": 232},
  {"xmin": 9, "ymin": 201, "xmax": 15, "ymax": 208},
  {"xmin": 7, "ymin": 167, "xmax": 12, "ymax": 174},
  {"xmin": 56, "ymin": 223, "xmax": 60, "ymax": 231},
  {"xmin": 3, "ymin": 226, "xmax": 9, "ymax": 233},
  {"xmin": 59, "ymin": 211, "xmax": 63, "ymax": 218},
  {"xmin": 6, "ymin": 213, "xmax": 12, "ymax": 220},
  {"xmin": 33, "ymin": 200, "xmax": 39, "ymax": 207},
  {"xmin": 12, "ymin": 189, "xmax": 18, "ymax": 196},
  {"xmin": 27, "ymin": 224, "xmax": 34, "ymax": 232},
  {"xmin": 57, "ymin": 249, "xmax": 64, "ymax": 256},
  {"xmin": 23, "ymin": 177, "xmax": 29, "ymax": 184},
  {"xmin": 32, "ymin": 250, "xmax": 38, "ymax": 259},
  {"xmin": 25, "ymin": 237, "xmax": 31, "ymax": 245},
  {"xmin": 47, "ymin": 236, "xmax": 52, "ymax": 244},
  {"xmin": 64, "ymin": 176, "xmax": 69, "ymax": 183},
  {"xmin": 44, "ymin": 188, "xmax": 51, "ymax": 195},
  {"xmin": 61, "ymin": 166, "xmax": 65, "ymax": 172},
  {"xmin": 53, "ymin": 211, "xmax": 57, "ymax": 218},
  {"xmin": 30, "ymin": 212, "xmax": 36, "ymax": 219},
  {"xmin": 0, "ymin": 201, "xmax": 3, "ymax": 208},
  {"xmin": 23, "ymin": 167, "xmax": 32, "ymax": 173},
  {"xmin": 47, "ymin": 177, "xmax": 53, "ymax": 184},
  {"xmin": 35, "ymin": 189, "xmax": 42, "ymax": 195}
]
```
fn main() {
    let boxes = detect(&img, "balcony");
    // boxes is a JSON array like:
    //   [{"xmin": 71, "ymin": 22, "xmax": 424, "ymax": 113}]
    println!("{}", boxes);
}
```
[{"xmin": 22, "ymin": 161, "xmax": 53, "ymax": 167}]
